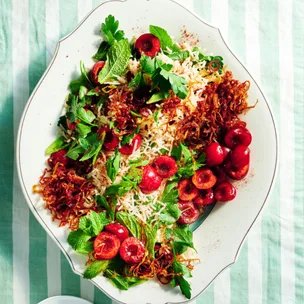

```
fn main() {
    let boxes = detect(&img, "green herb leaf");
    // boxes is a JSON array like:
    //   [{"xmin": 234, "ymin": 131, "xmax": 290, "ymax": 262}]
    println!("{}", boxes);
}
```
[
  {"xmin": 96, "ymin": 195, "xmax": 115, "ymax": 221},
  {"xmin": 128, "ymin": 157, "xmax": 149, "ymax": 168},
  {"xmin": 180, "ymin": 143, "xmax": 192, "ymax": 163},
  {"xmin": 101, "ymin": 15, "xmax": 125, "ymax": 45},
  {"xmin": 104, "ymin": 269, "xmax": 129, "ymax": 290},
  {"xmin": 171, "ymin": 144, "xmax": 182, "ymax": 161},
  {"xmin": 77, "ymin": 108, "xmax": 96, "ymax": 125},
  {"xmin": 159, "ymin": 203, "xmax": 181, "ymax": 225},
  {"xmin": 93, "ymin": 41, "xmax": 110, "ymax": 61},
  {"xmin": 143, "ymin": 223, "xmax": 157, "ymax": 258},
  {"xmin": 98, "ymin": 39, "xmax": 131, "ymax": 84},
  {"xmin": 79, "ymin": 133, "xmax": 104, "ymax": 163},
  {"xmin": 69, "ymin": 61, "xmax": 92, "ymax": 93},
  {"xmin": 160, "ymin": 69, "xmax": 188, "ymax": 99},
  {"xmin": 146, "ymin": 92, "xmax": 169, "ymax": 104},
  {"xmin": 79, "ymin": 216, "xmax": 93, "ymax": 236},
  {"xmin": 45, "ymin": 136, "xmax": 66, "ymax": 155},
  {"xmin": 79, "ymin": 86, "xmax": 88, "ymax": 99},
  {"xmin": 166, "ymin": 225, "xmax": 195, "ymax": 251},
  {"xmin": 89, "ymin": 210, "xmax": 110, "ymax": 236},
  {"xmin": 76, "ymin": 123, "xmax": 91, "ymax": 136},
  {"xmin": 121, "ymin": 132, "xmax": 135, "ymax": 146},
  {"xmin": 83, "ymin": 260, "xmax": 110, "ymax": 279},
  {"xmin": 141, "ymin": 55, "xmax": 156, "ymax": 75},
  {"xmin": 67, "ymin": 230, "xmax": 92, "ymax": 254},
  {"xmin": 167, "ymin": 50, "xmax": 190, "ymax": 62},
  {"xmin": 161, "ymin": 181, "xmax": 179, "ymax": 204},
  {"xmin": 66, "ymin": 143, "xmax": 85, "ymax": 160},
  {"xmin": 129, "ymin": 72, "xmax": 145, "ymax": 90},
  {"xmin": 116, "ymin": 212, "xmax": 141, "ymax": 238},
  {"xmin": 104, "ymin": 180, "xmax": 137, "ymax": 197},
  {"xmin": 149, "ymin": 25, "xmax": 173, "ymax": 50},
  {"xmin": 152, "ymin": 109, "xmax": 160, "ymax": 123},
  {"xmin": 106, "ymin": 149, "xmax": 121, "ymax": 182},
  {"xmin": 172, "ymin": 261, "xmax": 192, "ymax": 299}
]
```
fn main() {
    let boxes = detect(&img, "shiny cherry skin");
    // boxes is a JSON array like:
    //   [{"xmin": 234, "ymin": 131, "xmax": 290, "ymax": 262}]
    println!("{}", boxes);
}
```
[
  {"xmin": 177, "ymin": 201, "xmax": 200, "ymax": 224},
  {"xmin": 194, "ymin": 189, "xmax": 215, "ymax": 206},
  {"xmin": 230, "ymin": 145, "xmax": 250, "ymax": 170},
  {"xmin": 98, "ymin": 126, "xmax": 119, "ymax": 151},
  {"xmin": 177, "ymin": 179, "xmax": 199, "ymax": 201},
  {"xmin": 105, "ymin": 223, "xmax": 129, "ymax": 242},
  {"xmin": 48, "ymin": 149, "xmax": 71, "ymax": 168},
  {"xmin": 89, "ymin": 61, "xmax": 105, "ymax": 85},
  {"xmin": 192, "ymin": 168, "xmax": 217, "ymax": 190},
  {"xmin": 213, "ymin": 166, "xmax": 228, "ymax": 185},
  {"xmin": 153, "ymin": 155, "xmax": 178, "ymax": 178},
  {"xmin": 139, "ymin": 165, "xmax": 162, "ymax": 194},
  {"xmin": 214, "ymin": 181, "xmax": 236, "ymax": 202},
  {"xmin": 224, "ymin": 127, "xmax": 252, "ymax": 149},
  {"xmin": 94, "ymin": 232, "xmax": 120, "ymax": 260},
  {"xmin": 205, "ymin": 142, "xmax": 224, "ymax": 166},
  {"xmin": 224, "ymin": 161, "xmax": 249, "ymax": 180},
  {"xmin": 135, "ymin": 33, "xmax": 161, "ymax": 58},
  {"xmin": 119, "ymin": 237, "xmax": 145, "ymax": 265},
  {"xmin": 222, "ymin": 146, "xmax": 231, "ymax": 162},
  {"xmin": 119, "ymin": 134, "xmax": 142, "ymax": 155}
]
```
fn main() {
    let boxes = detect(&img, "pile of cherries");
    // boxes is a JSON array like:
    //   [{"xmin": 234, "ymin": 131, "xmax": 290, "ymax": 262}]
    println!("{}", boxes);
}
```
[
  {"xmin": 175, "ymin": 125, "xmax": 252, "ymax": 225},
  {"xmin": 94, "ymin": 223, "xmax": 146, "ymax": 264}
]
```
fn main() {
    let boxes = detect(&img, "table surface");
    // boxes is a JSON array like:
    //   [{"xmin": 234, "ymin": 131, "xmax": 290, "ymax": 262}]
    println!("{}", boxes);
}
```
[{"xmin": 0, "ymin": 0, "xmax": 303, "ymax": 303}]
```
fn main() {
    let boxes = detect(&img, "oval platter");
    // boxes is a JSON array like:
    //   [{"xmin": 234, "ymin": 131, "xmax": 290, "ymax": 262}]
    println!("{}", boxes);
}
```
[{"xmin": 16, "ymin": 0, "xmax": 278, "ymax": 303}]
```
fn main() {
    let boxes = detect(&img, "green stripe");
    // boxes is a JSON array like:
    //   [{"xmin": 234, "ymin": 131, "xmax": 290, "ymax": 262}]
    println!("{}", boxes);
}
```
[
  {"xmin": 59, "ymin": 0, "xmax": 82, "ymax": 297},
  {"xmin": 193, "ymin": 1, "xmax": 213, "ymax": 303},
  {"xmin": 28, "ymin": 0, "xmax": 48, "ymax": 302},
  {"xmin": 0, "ymin": 0, "xmax": 13, "ymax": 302},
  {"xmin": 228, "ymin": 1, "xmax": 248, "ymax": 304},
  {"xmin": 60, "ymin": 253, "xmax": 80, "ymax": 297},
  {"xmin": 293, "ymin": 0, "xmax": 304, "ymax": 303},
  {"xmin": 260, "ymin": 0, "xmax": 281, "ymax": 303}
]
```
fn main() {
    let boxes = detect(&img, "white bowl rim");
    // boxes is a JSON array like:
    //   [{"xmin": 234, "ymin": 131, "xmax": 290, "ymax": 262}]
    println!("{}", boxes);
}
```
[{"xmin": 16, "ymin": 0, "xmax": 279, "ymax": 303}]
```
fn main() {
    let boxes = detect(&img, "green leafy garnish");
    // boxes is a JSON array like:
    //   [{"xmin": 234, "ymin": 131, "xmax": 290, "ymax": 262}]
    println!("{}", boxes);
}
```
[
  {"xmin": 104, "ymin": 180, "xmax": 137, "ymax": 197},
  {"xmin": 129, "ymin": 72, "xmax": 145, "ymax": 90},
  {"xmin": 69, "ymin": 61, "xmax": 92, "ymax": 93},
  {"xmin": 93, "ymin": 41, "xmax": 110, "ymax": 61},
  {"xmin": 141, "ymin": 55, "xmax": 157, "ymax": 75},
  {"xmin": 172, "ymin": 260, "xmax": 192, "ymax": 299},
  {"xmin": 67, "ymin": 230, "xmax": 92, "ymax": 254},
  {"xmin": 98, "ymin": 39, "xmax": 131, "ymax": 84},
  {"xmin": 166, "ymin": 225, "xmax": 195, "ymax": 252},
  {"xmin": 161, "ymin": 181, "xmax": 179, "ymax": 204},
  {"xmin": 95, "ymin": 195, "xmax": 116, "ymax": 221},
  {"xmin": 149, "ymin": 25, "xmax": 173, "ymax": 50},
  {"xmin": 146, "ymin": 92, "xmax": 169, "ymax": 104},
  {"xmin": 142, "ymin": 223, "xmax": 157, "ymax": 258},
  {"xmin": 45, "ymin": 136, "xmax": 67, "ymax": 155},
  {"xmin": 106, "ymin": 149, "xmax": 121, "ymax": 182},
  {"xmin": 116, "ymin": 212, "xmax": 141, "ymax": 238},
  {"xmin": 128, "ymin": 157, "xmax": 149, "ymax": 168},
  {"xmin": 101, "ymin": 14, "xmax": 125, "ymax": 45},
  {"xmin": 167, "ymin": 50, "xmax": 190, "ymax": 62},
  {"xmin": 159, "ymin": 204, "xmax": 181, "ymax": 225},
  {"xmin": 83, "ymin": 260, "xmax": 110, "ymax": 279}
]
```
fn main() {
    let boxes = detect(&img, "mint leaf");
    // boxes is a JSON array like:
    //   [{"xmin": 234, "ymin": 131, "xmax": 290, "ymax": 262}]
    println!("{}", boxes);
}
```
[
  {"xmin": 66, "ymin": 142, "xmax": 85, "ymax": 160},
  {"xmin": 141, "ymin": 55, "xmax": 156, "ymax": 75},
  {"xmin": 116, "ymin": 212, "xmax": 141, "ymax": 238},
  {"xmin": 106, "ymin": 149, "xmax": 121, "ymax": 182},
  {"xmin": 98, "ymin": 39, "xmax": 131, "ymax": 84},
  {"xmin": 84, "ymin": 260, "xmax": 110, "ymax": 279},
  {"xmin": 90, "ymin": 210, "xmax": 110, "ymax": 236},
  {"xmin": 79, "ymin": 86, "xmax": 88, "ymax": 99},
  {"xmin": 79, "ymin": 133, "xmax": 104, "ymax": 163},
  {"xmin": 45, "ymin": 136, "xmax": 67, "ymax": 155},
  {"xmin": 104, "ymin": 180, "xmax": 136, "ymax": 197},
  {"xmin": 168, "ymin": 50, "xmax": 190, "ymax": 62},
  {"xmin": 96, "ymin": 195, "xmax": 115, "ymax": 221},
  {"xmin": 76, "ymin": 123, "xmax": 91, "ymax": 137},
  {"xmin": 171, "ymin": 144, "xmax": 182, "ymax": 161},
  {"xmin": 69, "ymin": 61, "xmax": 92, "ymax": 93},
  {"xmin": 128, "ymin": 157, "xmax": 149, "ymax": 168},
  {"xmin": 79, "ymin": 216, "xmax": 93, "ymax": 236},
  {"xmin": 101, "ymin": 15, "xmax": 125, "ymax": 45},
  {"xmin": 142, "ymin": 223, "xmax": 157, "ymax": 257},
  {"xmin": 67, "ymin": 230, "xmax": 91, "ymax": 254},
  {"xmin": 149, "ymin": 25, "xmax": 173, "ymax": 50},
  {"xmin": 104, "ymin": 269, "xmax": 129, "ymax": 290},
  {"xmin": 159, "ymin": 204, "xmax": 181, "ymax": 225},
  {"xmin": 129, "ymin": 72, "xmax": 145, "ymax": 90},
  {"xmin": 146, "ymin": 92, "xmax": 169, "ymax": 104}
]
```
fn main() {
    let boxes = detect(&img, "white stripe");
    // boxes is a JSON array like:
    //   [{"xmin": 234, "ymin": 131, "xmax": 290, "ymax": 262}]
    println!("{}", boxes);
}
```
[
  {"xmin": 278, "ymin": 0, "xmax": 295, "ymax": 303},
  {"xmin": 12, "ymin": 0, "xmax": 30, "ymax": 303},
  {"xmin": 78, "ymin": 1, "xmax": 95, "ymax": 302},
  {"xmin": 211, "ymin": 2, "xmax": 230, "ymax": 302},
  {"xmin": 45, "ymin": 0, "xmax": 62, "ymax": 298},
  {"xmin": 245, "ymin": 1, "xmax": 263, "ymax": 304}
]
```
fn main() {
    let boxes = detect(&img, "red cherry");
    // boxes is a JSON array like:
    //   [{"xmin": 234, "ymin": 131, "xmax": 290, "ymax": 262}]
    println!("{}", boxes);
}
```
[
  {"xmin": 177, "ymin": 201, "xmax": 200, "ymax": 224},
  {"xmin": 192, "ymin": 168, "xmax": 217, "ymax": 190},
  {"xmin": 48, "ymin": 149, "xmax": 71, "ymax": 168},
  {"xmin": 89, "ymin": 61, "xmax": 105, "ymax": 85},
  {"xmin": 98, "ymin": 126, "xmax": 119, "ymax": 151},
  {"xmin": 224, "ymin": 127, "xmax": 252, "ymax": 149},
  {"xmin": 119, "ymin": 237, "xmax": 145, "ymax": 265},
  {"xmin": 205, "ymin": 142, "xmax": 224, "ymax": 166},
  {"xmin": 135, "ymin": 33, "xmax": 161, "ymax": 58},
  {"xmin": 230, "ymin": 145, "xmax": 250, "ymax": 170},
  {"xmin": 177, "ymin": 179, "xmax": 199, "ymax": 201},
  {"xmin": 224, "ymin": 161, "xmax": 249, "ymax": 180},
  {"xmin": 94, "ymin": 232, "xmax": 120, "ymax": 260},
  {"xmin": 119, "ymin": 134, "xmax": 142, "ymax": 155},
  {"xmin": 222, "ymin": 146, "xmax": 231, "ymax": 162},
  {"xmin": 153, "ymin": 155, "xmax": 178, "ymax": 178},
  {"xmin": 214, "ymin": 181, "xmax": 236, "ymax": 202},
  {"xmin": 139, "ymin": 165, "xmax": 162, "ymax": 194},
  {"xmin": 105, "ymin": 223, "xmax": 129, "ymax": 242},
  {"xmin": 213, "ymin": 166, "xmax": 228, "ymax": 185},
  {"xmin": 194, "ymin": 189, "xmax": 215, "ymax": 206}
]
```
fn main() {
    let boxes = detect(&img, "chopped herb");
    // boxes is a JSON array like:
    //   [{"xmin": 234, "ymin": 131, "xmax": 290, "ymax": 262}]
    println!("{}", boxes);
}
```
[
  {"xmin": 84, "ymin": 260, "xmax": 110, "ymax": 279},
  {"xmin": 106, "ymin": 149, "xmax": 121, "ymax": 182},
  {"xmin": 116, "ymin": 212, "xmax": 141, "ymax": 238}
]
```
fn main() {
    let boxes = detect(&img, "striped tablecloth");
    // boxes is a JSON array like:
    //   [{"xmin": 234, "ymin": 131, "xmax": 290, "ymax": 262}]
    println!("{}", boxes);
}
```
[{"xmin": 1, "ymin": 0, "xmax": 303, "ymax": 303}]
